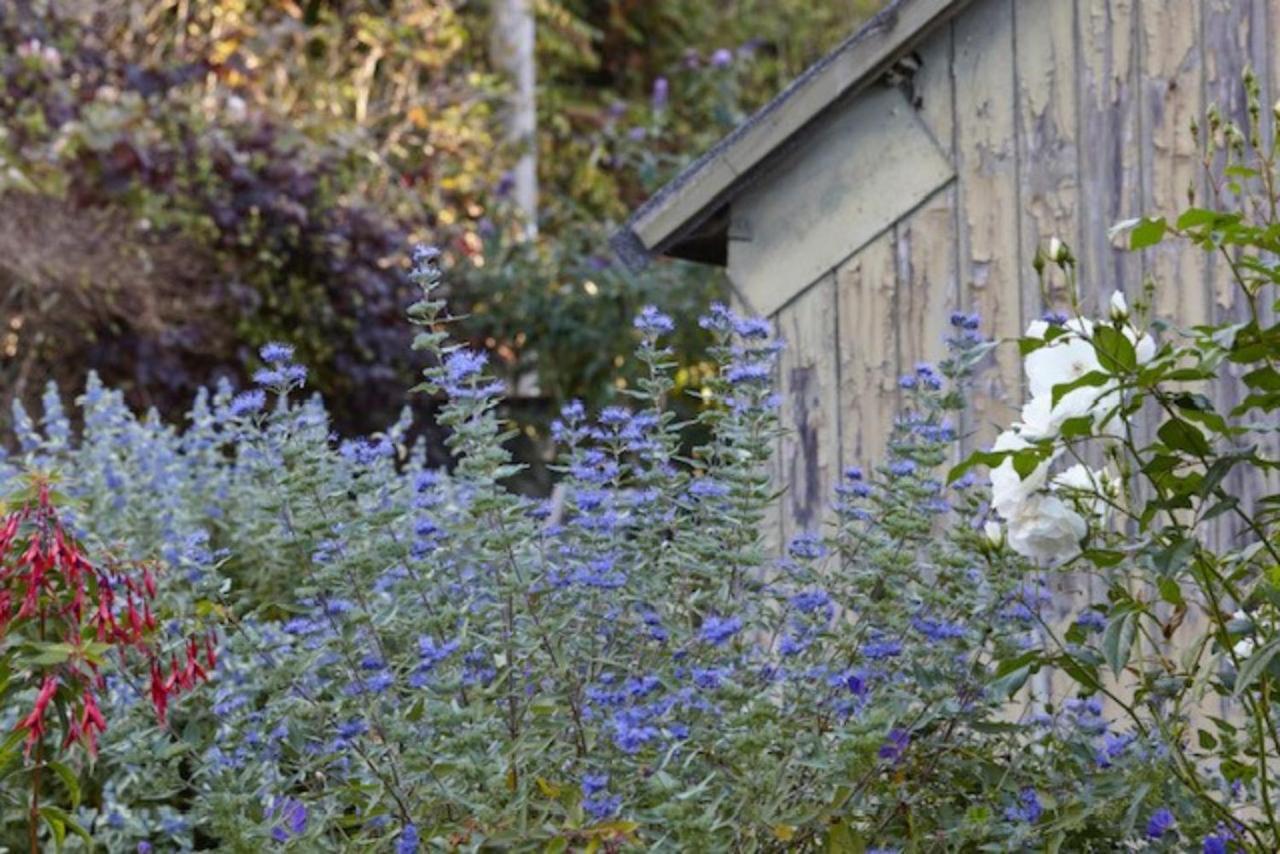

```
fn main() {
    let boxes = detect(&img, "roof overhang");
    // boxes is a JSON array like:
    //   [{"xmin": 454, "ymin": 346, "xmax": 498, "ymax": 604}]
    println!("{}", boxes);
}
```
[{"xmin": 613, "ymin": 0, "xmax": 968, "ymax": 269}]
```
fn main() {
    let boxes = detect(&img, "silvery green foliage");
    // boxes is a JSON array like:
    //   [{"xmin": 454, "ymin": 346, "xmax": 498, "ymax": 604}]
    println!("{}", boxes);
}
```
[{"xmin": 4, "ymin": 259, "xmax": 1182, "ymax": 851}]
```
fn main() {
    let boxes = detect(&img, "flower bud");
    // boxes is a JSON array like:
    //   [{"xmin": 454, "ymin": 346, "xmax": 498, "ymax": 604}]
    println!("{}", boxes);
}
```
[
  {"xmin": 1109, "ymin": 290, "xmax": 1129, "ymax": 322},
  {"xmin": 983, "ymin": 520, "xmax": 1005, "ymax": 548}
]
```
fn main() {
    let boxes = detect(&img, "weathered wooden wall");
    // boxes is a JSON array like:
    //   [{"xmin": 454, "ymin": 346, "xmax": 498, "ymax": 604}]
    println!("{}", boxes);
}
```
[{"xmin": 728, "ymin": 0, "xmax": 1277, "ymax": 548}]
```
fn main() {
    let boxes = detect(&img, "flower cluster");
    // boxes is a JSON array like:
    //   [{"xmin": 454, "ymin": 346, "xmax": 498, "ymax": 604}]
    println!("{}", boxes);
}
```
[
  {"xmin": 983, "ymin": 291, "xmax": 1145, "ymax": 563},
  {"xmin": 0, "ymin": 479, "xmax": 211, "ymax": 760}
]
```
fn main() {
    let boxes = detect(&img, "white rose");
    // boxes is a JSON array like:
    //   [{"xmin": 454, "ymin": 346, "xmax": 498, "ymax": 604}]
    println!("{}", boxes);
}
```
[
  {"xmin": 983, "ymin": 520, "xmax": 1005, "ymax": 548},
  {"xmin": 1052, "ymin": 463, "xmax": 1115, "ymax": 522},
  {"xmin": 1125, "ymin": 326, "xmax": 1157, "ymax": 365},
  {"xmin": 1025, "ymin": 319, "xmax": 1050, "ymax": 340},
  {"xmin": 1005, "ymin": 494, "xmax": 1088, "ymax": 564},
  {"xmin": 989, "ymin": 430, "xmax": 1056, "ymax": 519},
  {"xmin": 1024, "ymin": 330, "xmax": 1103, "ymax": 400}
]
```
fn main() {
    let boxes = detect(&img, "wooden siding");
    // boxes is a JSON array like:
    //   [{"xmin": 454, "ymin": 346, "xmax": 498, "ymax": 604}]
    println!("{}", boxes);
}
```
[{"xmin": 737, "ymin": 0, "xmax": 1277, "ymax": 550}]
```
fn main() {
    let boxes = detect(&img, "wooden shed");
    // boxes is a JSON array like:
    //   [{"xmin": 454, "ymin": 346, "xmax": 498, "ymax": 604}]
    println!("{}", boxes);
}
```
[{"xmin": 615, "ymin": 0, "xmax": 1278, "ymax": 543}]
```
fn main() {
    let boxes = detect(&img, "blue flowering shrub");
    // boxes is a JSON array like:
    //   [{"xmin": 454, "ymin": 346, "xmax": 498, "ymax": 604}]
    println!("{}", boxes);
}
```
[
  {"xmin": 0, "ymin": 245, "xmax": 1207, "ymax": 851},
  {"xmin": 6, "ymin": 84, "xmax": 1280, "ymax": 852}
]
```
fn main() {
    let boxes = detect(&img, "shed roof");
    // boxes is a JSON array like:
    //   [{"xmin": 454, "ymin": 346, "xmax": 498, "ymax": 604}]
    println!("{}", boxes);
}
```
[{"xmin": 612, "ymin": 0, "xmax": 968, "ymax": 270}]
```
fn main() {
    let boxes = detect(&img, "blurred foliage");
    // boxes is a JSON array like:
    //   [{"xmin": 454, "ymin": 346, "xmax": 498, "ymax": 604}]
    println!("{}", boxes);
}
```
[{"xmin": 0, "ymin": 0, "xmax": 885, "ymax": 444}]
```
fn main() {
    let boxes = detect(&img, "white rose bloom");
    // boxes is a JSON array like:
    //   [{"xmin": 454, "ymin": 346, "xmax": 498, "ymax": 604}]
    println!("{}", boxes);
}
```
[
  {"xmin": 1125, "ymin": 326, "xmax": 1157, "ymax": 365},
  {"xmin": 989, "ymin": 430, "xmax": 1056, "ymax": 519},
  {"xmin": 1052, "ymin": 463, "xmax": 1115, "ymax": 522},
  {"xmin": 1005, "ymin": 494, "xmax": 1088, "ymax": 564},
  {"xmin": 1024, "ymin": 329, "xmax": 1103, "ymax": 400},
  {"xmin": 1025, "ymin": 319, "xmax": 1050, "ymax": 340},
  {"xmin": 983, "ymin": 520, "xmax": 1005, "ymax": 548}
]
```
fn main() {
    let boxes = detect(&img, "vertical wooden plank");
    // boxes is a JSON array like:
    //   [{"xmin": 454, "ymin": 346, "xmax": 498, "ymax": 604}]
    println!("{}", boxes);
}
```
[
  {"xmin": 836, "ymin": 231, "xmax": 899, "ymax": 477},
  {"xmin": 1201, "ymin": 0, "xmax": 1256, "ymax": 556},
  {"xmin": 897, "ymin": 185, "xmax": 959, "ymax": 376},
  {"xmin": 776, "ymin": 276, "xmax": 841, "ymax": 546},
  {"xmin": 1077, "ymin": 0, "xmax": 1143, "ymax": 311},
  {"xmin": 1015, "ymin": 0, "xmax": 1079, "ymax": 317},
  {"xmin": 954, "ymin": 0, "xmax": 1021, "ymax": 443},
  {"xmin": 1139, "ymin": 0, "xmax": 1206, "ymax": 327},
  {"xmin": 913, "ymin": 20, "xmax": 955, "ymax": 158}
]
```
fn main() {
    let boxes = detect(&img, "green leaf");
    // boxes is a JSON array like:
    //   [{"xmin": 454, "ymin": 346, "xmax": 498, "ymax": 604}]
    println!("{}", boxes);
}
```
[
  {"xmin": 824, "ymin": 819, "xmax": 859, "ymax": 854},
  {"xmin": 1197, "ymin": 729, "xmax": 1218, "ymax": 750},
  {"xmin": 1234, "ymin": 638, "xmax": 1280, "ymax": 697},
  {"xmin": 1157, "ymin": 418, "xmax": 1210, "ymax": 457},
  {"xmin": 47, "ymin": 760, "xmax": 80, "ymax": 809},
  {"xmin": 1176, "ymin": 207, "xmax": 1228, "ymax": 229},
  {"xmin": 1243, "ymin": 366, "xmax": 1280, "ymax": 391},
  {"xmin": 1129, "ymin": 216, "xmax": 1167, "ymax": 249},
  {"xmin": 1093, "ymin": 326, "xmax": 1137, "ymax": 372},
  {"xmin": 1103, "ymin": 611, "xmax": 1139, "ymax": 676},
  {"xmin": 1157, "ymin": 577, "xmax": 1185, "ymax": 607},
  {"xmin": 1051, "ymin": 370, "xmax": 1111, "ymax": 407}
]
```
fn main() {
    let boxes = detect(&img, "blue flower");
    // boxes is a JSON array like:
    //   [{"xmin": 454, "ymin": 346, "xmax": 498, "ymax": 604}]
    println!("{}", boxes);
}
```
[
  {"xmin": 582, "ymin": 773, "xmax": 609, "ymax": 796},
  {"xmin": 584, "ymin": 793, "xmax": 622, "ymax": 821},
  {"xmin": 790, "ymin": 589, "xmax": 832, "ymax": 614},
  {"xmin": 1004, "ymin": 788, "xmax": 1042, "ymax": 823},
  {"xmin": 914, "ymin": 363, "xmax": 943, "ymax": 389},
  {"xmin": 911, "ymin": 615, "xmax": 967, "ymax": 641},
  {"xmin": 396, "ymin": 823, "xmax": 419, "ymax": 854},
  {"xmin": 634, "ymin": 305, "xmax": 675, "ymax": 336},
  {"xmin": 725, "ymin": 362, "xmax": 771, "ymax": 384},
  {"xmin": 878, "ymin": 728, "xmax": 909, "ymax": 762},
  {"xmin": 862, "ymin": 637, "xmax": 902, "ymax": 660},
  {"xmin": 337, "ymin": 719, "xmax": 367, "ymax": 739},
  {"xmin": 732, "ymin": 316, "xmax": 772, "ymax": 339},
  {"xmin": 259, "ymin": 342, "xmax": 295, "ymax": 364},
  {"xmin": 788, "ymin": 534, "xmax": 825, "ymax": 560},
  {"xmin": 1202, "ymin": 829, "xmax": 1230, "ymax": 854},
  {"xmin": 1096, "ymin": 732, "xmax": 1134, "ymax": 767},
  {"xmin": 698, "ymin": 615, "xmax": 742, "ymax": 646},
  {"xmin": 228, "ymin": 390, "xmax": 266, "ymax": 417},
  {"xmin": 1146, "ymin": 808, "xmax": 1175, "ymax": 839},
  {"xmin": 1075, "ymin": 609, "xmax": 1107, "ymax": 631},
  {"xmin": 689, "ymin": 478, "xmax": 730, "ymax": 500}
]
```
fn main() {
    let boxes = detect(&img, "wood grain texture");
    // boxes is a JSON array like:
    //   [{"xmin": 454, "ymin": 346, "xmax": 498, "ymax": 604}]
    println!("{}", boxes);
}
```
[
  {"xmin": 1077, "ymin": 0, "xmax": 1143, "ymax": 312},
  {"xmin": 897, "ymin": 184, "xmax": 959, "ymax": 376},
  {"xmin": 913, "ymin": 19, "xmax": 956, "ymax": 157},
  {"xmin": 728, "ymin": 86, "xmax": 954, "ymax": 319},
  {"xmin": 776, "ymin": 275, "xmax": 841, "ymax": 546},
  {"xmin": 1138, "ymin": 0, "xmax": 1206, "ymax": 327},
  {"xmin": 1015, "ymin": 0, "xmax": 1079, "ymax": 318},
  {"xmin": 953, "ymin": 0, "xmax": 1021, "ymax": 444},
  {"xmin": 836, "ymin": 230, "xmax": 900, "ymax": 478}
]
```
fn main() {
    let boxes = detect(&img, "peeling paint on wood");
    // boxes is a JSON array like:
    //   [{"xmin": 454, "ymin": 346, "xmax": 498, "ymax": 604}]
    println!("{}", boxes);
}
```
[
  {"xmin": 776, "ymin": 275, "xmax": 841, "ymax": 546},
  {"xmin": 1016, "ymin": 0, "xmax": 1079, "ymax": 319},
  {"xmin": 954, "ymin": 0, "xmax": 1021, "ymax": 442},
  {"xmin": 739, "ymin": 0, "xmax": 1280, "ymax": 547},
  {"xmin": 897, "ymin": 184, "xmax": 959, "ymax": 376},
  {"xmin": 836, "ymin": 231, "xmax": 899, "ymax": 478}
]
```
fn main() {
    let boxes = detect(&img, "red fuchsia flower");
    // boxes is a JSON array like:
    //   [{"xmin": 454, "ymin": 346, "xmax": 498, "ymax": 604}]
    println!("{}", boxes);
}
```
[
  {"xmin": 16, "ymin": 676, "xmax": 58, "ymax": 756},
  {"xmin": 1, "ymin": 476, "xmax": 214, "ymax": 758}
]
